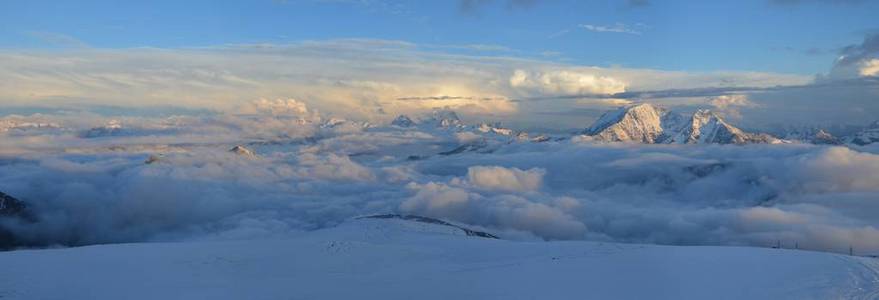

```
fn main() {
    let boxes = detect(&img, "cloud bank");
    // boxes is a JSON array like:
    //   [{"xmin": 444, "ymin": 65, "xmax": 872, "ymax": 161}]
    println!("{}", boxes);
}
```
[{"xmin": 2, "ymin": 102, "xmax": 879, "ymax": 255}]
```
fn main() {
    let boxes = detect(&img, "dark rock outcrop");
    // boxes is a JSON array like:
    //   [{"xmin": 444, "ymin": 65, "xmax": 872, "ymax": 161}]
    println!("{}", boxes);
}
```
[
  {"xmin": 0, "ymin": 191, "xmax": 26, "ymax": 217},
  {"xmin": 359, "ymin": 214, "xmax": 499, "ymax": 239},
  {"xmin": 0, "ymin": 191, "xmax": 30, "ymax": 250}
]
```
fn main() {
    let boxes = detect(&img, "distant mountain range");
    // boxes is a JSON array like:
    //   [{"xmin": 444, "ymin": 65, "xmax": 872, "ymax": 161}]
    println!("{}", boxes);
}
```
[
  {"xmin": 391, "ymin": 109, "xmax": 517, "ymax": 137},
  {"xmin": 390, "ymin": 104, "xmax": 879, "ymax": 146},
  {"xmin": 584, "ymin": 103, "xmax": 879, "ymax": 145}
]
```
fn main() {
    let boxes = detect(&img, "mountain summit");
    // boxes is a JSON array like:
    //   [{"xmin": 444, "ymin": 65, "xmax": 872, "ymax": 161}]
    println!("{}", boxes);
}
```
[
  {"xmin": 423, "ymin": 109, "xmax": 463, "ymax": 129},
  {"xmin": 390, "ymin": 115, "xmax": 416, "ymax": 127},
  {"xmin": 782, "ymin": 127, "xmax": 843, "ymax": 145},
  {"xmin": 586, "ymin": 103, "xmax": 778, "ymax": 144},
  {"xmin": 585, "ymin": 103, "xmax": 673, "ymax": 143}
]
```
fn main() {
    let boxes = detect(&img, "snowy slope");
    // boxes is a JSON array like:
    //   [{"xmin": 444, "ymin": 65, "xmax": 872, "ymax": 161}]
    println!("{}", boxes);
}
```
[
  {"xmin": 782, "ymin": 127, "xmax": 843, "ymax": 145},
  {"xmin": 1, "ymin": 217, "xmax": 877, "ymax": 300},
  {"xmin": 585, "ymin": 103, "xmax": 671, "ymax": 143},
  {"xmin": 666, "ymin": 109, "xmax": 779, "ymax": 144}
]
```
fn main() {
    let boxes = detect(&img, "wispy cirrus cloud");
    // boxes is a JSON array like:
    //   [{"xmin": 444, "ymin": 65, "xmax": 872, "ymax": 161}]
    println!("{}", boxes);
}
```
[
  {"xmin": 578, "ymin": 23, "xmax": 643, "ymax": 35},
  {"xmin": 768, "ymin": 0, "xmax": 866, "ymax": 7},
  {"xmin": 458, "ymin": 0, "xmax": 540, "ymax": 15},
  {"xmin": 23, "ymin": 31, "xmax": 90, "ymax": 48}
]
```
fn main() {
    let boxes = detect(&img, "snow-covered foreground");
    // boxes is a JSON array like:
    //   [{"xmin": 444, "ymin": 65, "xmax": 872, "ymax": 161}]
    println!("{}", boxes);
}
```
[{"xmin": 2, "ymin": 217, "xmax": 877, "ymax": 300}]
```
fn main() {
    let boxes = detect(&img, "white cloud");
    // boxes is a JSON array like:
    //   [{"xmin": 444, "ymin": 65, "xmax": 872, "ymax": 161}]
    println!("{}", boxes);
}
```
[
  {"xmin": 509, "ymin": 69, "xmax": 628, "ymax": 96},
  {"xmin": 466, "ymin": 165, "xmax": 545, "ymax": 192},
  {"xmin": 3, "ymin": 113, "xmax": 879, "ymax": 252},
  {"xmin": 399, "ymin": 182, "xmax": 586, "ymax": 240},
  {"xmin": 244, "ymin": 98, "xmax": 312, "ymax": 117},
  {"xmin": 828, "ymin": 34, "xmax": 879, "ymax": 80},
  {"xmin": 296, "ymin": 153, "xmax": 376, "ymax": 182},
  {"xmin": 708, "ymin": 94, "xmax": 759, "ymax": 119},
  {"xmin": 860, "ymin": 59, "xmax": 879, "ymax": 77},
  {"xmin": 579, "ymin": 23, "xmax": 642, "ymax": 35},
  {"xmin": 455, "ymin": 131, "xmax": 482, "ymax": 144},
  {"xmin": 400, "ymin": 182, "xmax": 473, "ymax": 216}
]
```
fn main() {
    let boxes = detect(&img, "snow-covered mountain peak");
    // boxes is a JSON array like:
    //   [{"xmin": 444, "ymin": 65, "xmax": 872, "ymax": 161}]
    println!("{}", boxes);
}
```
[
  {"xmin": 585, "ymin": 103, "xmax": 670, "ymax": 143},
  {"xmin": 477, "ymin": 122, "xmax": 514, "ymax": 136},
  {"xmin": 812, "ymin": 129, "xmax": 841, "ymax": 145},
  {"xmin": 423, "ymin": 109, "xmax": 462, "ymax": 128},
  {"xmin": 668, "ymin": 109, "xmax": 732, "ymax": 143},
  {"xmin": 691, "ymin": 109, "xmax": 718, "ymax": 123},
  {"xmin": 229, "ymin": 145, "xmax": 256, "ymax": 157},
  {"xmin": 782, "ymin": 127, "xmax": 842, "ymax": 145},
  {"xmin": 81, "ymin": 120, "xmax": 126, "ymax": 138},
  {"xmin": 105, "ymin": 119, "xmax": 123, "ymax": 129},
  {"xmin": 390, "ymin": 115, "xmax": 416, "ymax": 127},
  {"xmin": 320, "ymin": 117, "xmax": 348, "ymax": 128},
  {"xmin": 1, "ymin": 122, "xmax": 62, "ymax": 133},
  {"xmin": 586, "ymin": 104, "xmax": 778, "ymax": 144}
]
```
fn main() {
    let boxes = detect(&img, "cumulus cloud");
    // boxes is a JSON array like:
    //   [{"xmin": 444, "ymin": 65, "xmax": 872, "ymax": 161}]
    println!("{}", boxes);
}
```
[
  {"xmin": 796, "ymin": 147, "xmax": 879, "ymax": 192},
  {"xmin": 829, "ymin": 33, "xmax": 879, "ymax": 79},
  {"xmin": 860, "ymin": 59, "xmax": 879, "ymax": 77},
  {"xmin": 399, "ymin": 182, "xmax": 586, "ymax": 239},
  {"xmin": 455, "ymin": 131, "xmax": 483, "ymax": 144},
  {"xmin": 708, "ymin": 94, "xmax": 756, "ymax": 109},
  {"xmin": 243, "ymin": 98, "xmax": 313, "ymax": 117},
  {"xmin": 466, "ymin": 166, "xmax": 545, "ymax": 192},
  {"xmin": 708, "ymin": 94, "xmax": 759, "ymax": 119},
  {"xmin": 509, "ymin": 69, "xmax": 628, "ymax": 96},
  {"xmin": 296, "ymin": 153, "xmax": 376, "ymax": 182}
]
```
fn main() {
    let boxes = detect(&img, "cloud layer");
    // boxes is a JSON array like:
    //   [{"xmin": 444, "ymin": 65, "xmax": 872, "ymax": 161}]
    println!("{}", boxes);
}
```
[
  {"xmin": 0, "ymin": 39, "xmax": 819, "ymax": 130},
  {"xmin": 2, "ymin": 103, "xmax": 879, "ymax": 255}
]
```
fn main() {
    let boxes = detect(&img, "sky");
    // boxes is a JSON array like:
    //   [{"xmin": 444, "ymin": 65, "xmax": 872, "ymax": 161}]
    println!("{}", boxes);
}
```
[{"xmin": 0, "ymin": 0, "xmax": 878, "ymax": 129}]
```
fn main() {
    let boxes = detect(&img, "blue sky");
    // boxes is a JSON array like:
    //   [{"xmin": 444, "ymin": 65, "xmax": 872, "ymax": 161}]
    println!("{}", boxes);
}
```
[{"xmin": 1, "ymin": 0, "xmax": 876, "ymax": 75}]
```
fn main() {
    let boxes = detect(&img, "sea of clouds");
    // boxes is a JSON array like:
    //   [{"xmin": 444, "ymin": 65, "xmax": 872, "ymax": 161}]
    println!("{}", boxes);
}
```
[{"xmin": 2, "ymin": 100, "xmax": 879, "ymax": 255}]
